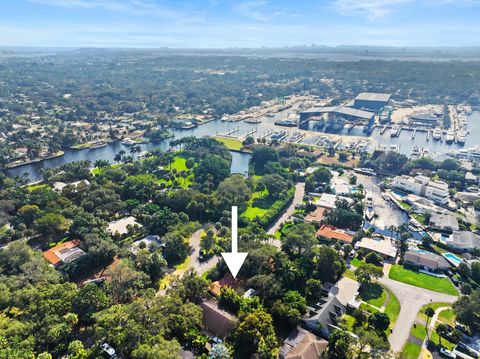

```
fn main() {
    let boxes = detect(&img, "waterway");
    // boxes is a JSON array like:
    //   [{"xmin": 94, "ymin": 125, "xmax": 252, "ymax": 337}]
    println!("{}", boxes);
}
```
[{"xmin": 5, "ymin": 110, "xmax": 480, "ymax": 182}]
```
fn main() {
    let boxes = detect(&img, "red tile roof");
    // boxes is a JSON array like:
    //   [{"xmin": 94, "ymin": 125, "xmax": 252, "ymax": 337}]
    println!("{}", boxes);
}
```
[
  {"xmin": 42, "ymin": 240, "xmax": 81, "ymax": 266},
  {"xmin": 316, "ymin": 224, "xmax": 354, "ymax": 244}
]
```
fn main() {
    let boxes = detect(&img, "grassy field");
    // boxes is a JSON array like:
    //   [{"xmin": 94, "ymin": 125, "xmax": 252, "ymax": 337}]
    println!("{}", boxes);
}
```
[
  {"xmin": 438, "ymin": 308, "xmax": 456, "ymax": 326},
  {"xmin": 243, "ymin": 184, "xmax": 271, "ymax": 219},
  {"xmin": 26, "ymin": 183, "xmax": 49, "ymax": 191},
  {"xmin": 359, "ymin": 283, "xmax": 386, "ymax": 309},
  {"xmin": 384, "ymin": 287, "xmax": 401, "ymax": 326},
  {"xmin": 214, "ymin": 136, "xmax": 243, "ymax": 151},
  {"xmin": 388, "ymin": 265, "xmax": 458, "ymax": 296},
  {"xmin": 350, "ymin": 257, "xmax": 365, "ymax": 268},
  {"xmin": 316, "ymin": 153, "xmax": 360, "ymax": 168},
  {"xmin": 401, "ymin": 342, "xmax": 422, "ymax": 359}
]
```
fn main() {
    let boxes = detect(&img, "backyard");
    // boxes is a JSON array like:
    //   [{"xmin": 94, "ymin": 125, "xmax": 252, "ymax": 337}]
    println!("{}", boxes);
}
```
[{"xmin": 214, "ymin": 136, "xmax": 243, "ymax": 151}]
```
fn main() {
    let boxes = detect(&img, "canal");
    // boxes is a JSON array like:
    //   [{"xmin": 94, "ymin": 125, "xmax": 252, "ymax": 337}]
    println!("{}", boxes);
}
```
[{"xmin": 5, "ymin": 110, "xmax": 480, "ymax": 182}]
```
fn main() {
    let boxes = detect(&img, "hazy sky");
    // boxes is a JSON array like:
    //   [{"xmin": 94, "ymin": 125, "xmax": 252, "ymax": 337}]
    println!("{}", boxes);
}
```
[{"xmin": 1, "ymin": 0, "xmax": 480, "ymax": 48}]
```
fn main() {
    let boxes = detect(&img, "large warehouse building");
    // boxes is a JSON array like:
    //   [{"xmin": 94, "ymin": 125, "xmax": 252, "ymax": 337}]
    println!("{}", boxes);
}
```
[{"xmin": 353, "ymin": 92, "xmax": 392, "ymax": 112}]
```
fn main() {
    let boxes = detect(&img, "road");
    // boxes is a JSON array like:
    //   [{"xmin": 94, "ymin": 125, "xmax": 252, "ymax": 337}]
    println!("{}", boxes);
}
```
[
  {"xmin": 379, "ymin": 264, "xmax": 458, "ymax": 352},
  {"xmin": 267, "ymin": 182, "xmax": 305, "ymax": 247},
  {"xmin": 186, "ymin": 229, "xmax": 219, "ymax": 275}
]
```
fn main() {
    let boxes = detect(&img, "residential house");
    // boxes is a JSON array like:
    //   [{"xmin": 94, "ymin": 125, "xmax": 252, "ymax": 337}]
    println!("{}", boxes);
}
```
[
  {"xmin": 129, "ymin": 235, "xmax": 163, "ymax": 255},
  {"xmin": 42, "ymin": 240, "xmax": 86, "ymax": 267},
  {"xmin": 403, "ymin": 249, "xmax": 450, "ymax": 272},
  {"xmin": 391, "ymin": 175, "xmax": 449, "ymax": 205},
  {"xmin": 315, "ymin": 193, "xmax": 338, "ymax": 209},
  {"xmin": 279, "ymin": 328, "xmax": 328, "ymax": 359},
  {"xmin": 355, "ymin": 236, "xmax": 398, "ymax": 260},
  {"xmin": 446, "ymin": 231, "xmax": 480, "ymax": 252},
  {"xmin": 316, "ymin": 224, "xmax": 355, "ymax": 244},
  {"xmin": 300, "ymin": 295, "xmax": 345, "ymax": 338},
  {"xmin": 429, "ymin": 213, "xmax": 460, "ymax": 232},
  {"xmin": 304, "ymin": 207, "xmax": 326, "ymax": 224},
  {"xmin": 53, "ymin": 180, "xmax": 90, "ymax": 192},
  {"xmin": 200, "ymin": 300, "xmax": 236, "ymax": 339}
]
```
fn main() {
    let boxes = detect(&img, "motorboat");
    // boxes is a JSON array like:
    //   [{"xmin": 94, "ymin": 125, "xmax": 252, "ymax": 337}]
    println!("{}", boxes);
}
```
[
  {"xmin": 446, "ymin": 130, "xmax": 455, "ymax": 143},
  {"xmin": 390, "ymin": 124, "xmax": 400, "ymax": 137},
  {"xmin": 432, "ymin": 127, "xmax": 442, "ymax": 141},
  {"xmin": 411, "ymin": 146, "xmax": 421, "ymax": 159},
  {"xmin": 456, "ymin": 131, "xmax": 466, "ymax": 145},
  {"xmin": 122, "ymin": 138, "xmax": 136, "ymax": 146}
]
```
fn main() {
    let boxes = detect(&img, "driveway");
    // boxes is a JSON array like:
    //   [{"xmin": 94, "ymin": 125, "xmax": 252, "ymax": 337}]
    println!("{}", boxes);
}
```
[
  {"xmin": 187, "ymin": 229, "xmax": 219, "ymax": 275},
  {"xmin": 267, "ymin": 182, "xmax": 305, "ymax": 247},
  {"xmin": 379, "ymin": 264, "xmax": 458, "ymax": 352}
]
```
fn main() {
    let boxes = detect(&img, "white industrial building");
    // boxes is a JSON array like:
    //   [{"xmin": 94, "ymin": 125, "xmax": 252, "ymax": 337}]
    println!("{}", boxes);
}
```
[{"xmin": 391, "ymin": 175, "xmax": 449, "ymax": 205}]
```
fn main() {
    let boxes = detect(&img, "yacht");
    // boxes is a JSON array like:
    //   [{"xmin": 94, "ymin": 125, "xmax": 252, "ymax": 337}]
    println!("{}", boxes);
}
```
[
  {"xmin": 456, "ymin": 131, "xmax": 466, "ymax": 145},
  {"xmin": 446, "ymin": 130, "xmax": 455, "ymax": 143},
  {"xmin": 411, "ymin": 146, "xmax": 421, "ymax": 159},
  {"xmin": 245, "ymin": 117, "xmax": 262, "ymax": 124},
  {"xmin": 390, "ymin": 124, "xmax": 400, "ymax": 137},
  {"xmin": 265, "ymin": 113, "xmax": 275, "ymax": 117},
  {"xmin": 389, "ymin": 144, "xmax": 399, "ymax": 153},
  {"xmin": 122, "ymin": 138, "xmax": 136, "ymax": 146},
  {"xmin": 432, "ymin": 127, "xmax": 442, "ymax": 141}
]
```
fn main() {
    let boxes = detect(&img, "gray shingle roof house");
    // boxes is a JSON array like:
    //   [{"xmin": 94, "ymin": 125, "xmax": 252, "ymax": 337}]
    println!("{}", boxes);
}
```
[
  {"xmin": 447, "ymin": 231, "xmax": 480, "ymax": 251},
  {"xmin": 300, "ymin": 295, "xmax": 345, "ymax": 338},
  {"xmin": 403, "ymin": 250, "xmax": 450, "ymax": 272},
  {"xmin": 200, "ymin": 300, "xmax": 236, "ymax": 339}
]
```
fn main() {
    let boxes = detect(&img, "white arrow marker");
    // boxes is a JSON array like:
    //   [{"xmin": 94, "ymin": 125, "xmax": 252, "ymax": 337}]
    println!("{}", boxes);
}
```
[{"xmin": 221, "ymin": 206, "xmax": 248, "ymax": 279}]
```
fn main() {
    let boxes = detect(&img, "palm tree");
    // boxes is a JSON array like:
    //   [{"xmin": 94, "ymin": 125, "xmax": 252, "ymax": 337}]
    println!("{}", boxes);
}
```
[
  {"xmin": 94, "ymin": 159, "xmax": 110, "ymax": 168},
  {"xmin": 424, "ymin": 306, "xmax": 435, "ymax": 341}
]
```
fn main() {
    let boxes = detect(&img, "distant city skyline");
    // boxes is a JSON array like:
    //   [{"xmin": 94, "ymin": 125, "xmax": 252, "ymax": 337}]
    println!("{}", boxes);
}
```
[{"xmin": 1, "ymin": 0, "xmax": 480, "ymax": 48}]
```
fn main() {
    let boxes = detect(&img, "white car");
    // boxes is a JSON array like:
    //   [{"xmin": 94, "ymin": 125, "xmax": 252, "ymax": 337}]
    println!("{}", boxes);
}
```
[{"xmin": 439, "ymin": 348, "xmax": 456, "ymax": 358}]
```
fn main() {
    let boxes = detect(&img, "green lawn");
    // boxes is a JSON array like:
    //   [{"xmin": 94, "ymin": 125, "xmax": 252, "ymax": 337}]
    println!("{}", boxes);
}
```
[
  {"xmin": 243, "ymin": 184, "xmax": 271, "ymax": 220},
  {"xmin": 359, "ymin": 283, "xmax": 386, "ymax": 309},
  {"xmin": 214, "ymin": 136, "xmax": 243, "ymax": 151},
  {"xmin": 343, "ymin": 269, "xmax": 357, "ymax": 281},
  {"xmin": 438, "ymin": 308, "xmax": 456, "ymax": 326},
  {"xmin": 341, "ymin": 314, "xmax": 356, "ymax": 332},
  {"xmin": 384, "ymin": 287, "xmax": 401, "ymax": 326},
  {"xmin": 350, "ymin": 257, "xmax": 364, "ymax": 268},
  {"xmin": 400, "ymin": 201, "xmax": 413, "ymax": 211},
  {"xmin": 388, "ymin": 265, "xmax": 458, "ymax": 296},
  {"xmin": 401, "ymin": 342, "xmax": 422, "ymax": 359},
  {"xmin": 0, "ymin": 225, "xmax": 9, "ymax": 235},
  {"xmin": 26, "ymin": 183, "xmax": 49, "ymax": 191}
]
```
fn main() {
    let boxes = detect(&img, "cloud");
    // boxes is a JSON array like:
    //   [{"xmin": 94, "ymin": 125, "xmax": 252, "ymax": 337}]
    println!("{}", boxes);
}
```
[
  {"xmin": 235, "ymin": 0, "xmax": 272, "ymax": 22},
  {"xmin": 332, "ymin": 0, "xmax": 413, "ymax": 19}
]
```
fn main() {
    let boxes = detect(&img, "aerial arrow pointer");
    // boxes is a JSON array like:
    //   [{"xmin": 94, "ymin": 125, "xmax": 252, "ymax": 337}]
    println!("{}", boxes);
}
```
[{"xmin": 221, "ymin": 206, "xmax": 248, "ymax": 279}]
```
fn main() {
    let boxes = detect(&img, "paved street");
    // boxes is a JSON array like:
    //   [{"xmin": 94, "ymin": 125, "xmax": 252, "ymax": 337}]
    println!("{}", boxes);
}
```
[
  {"xmin": 379, "ymin": 264, "xmax": 458, "ymax": 352},
  {"xmin": 267, "ymin": 182, "xmax": 305, "ymax": 247}
]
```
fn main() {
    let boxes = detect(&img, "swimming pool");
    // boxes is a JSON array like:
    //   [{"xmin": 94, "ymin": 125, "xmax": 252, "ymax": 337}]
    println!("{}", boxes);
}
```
[{"xmin": 443, "ymin": 253, "xmax": 463, "ymax": 267}]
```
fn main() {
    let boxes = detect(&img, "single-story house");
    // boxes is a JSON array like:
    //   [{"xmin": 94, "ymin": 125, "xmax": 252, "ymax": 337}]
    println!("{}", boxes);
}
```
[
  {"xmin": 301, "ymin": 295, "xmax": 345, "ymax": 338},
  {"xmin": 200, "ymin": 300, "xmax": 236, "ymax": 339},
  {"xmin": 304, "ymin": 207, "xmax": 326, "ymax": 224},
  {"xmin": 43, "ymin": 240, "xmax": 86, "ymax": 267},
  {"xmin": 355, "ymin": 236, "xmax": 398, "ymax": 260},
  {"xmin": 129, "ymin": 235, "xmax": 163, "ymax": 254},
  {"xmin": 107, "ymin": 216, "xmax": 142, "ymax": 236},
  {"xmin": 279, "ymin": 328, "xmax": 328, "ymax": 359},
  {"xmin": 316, "ymin": 224, "xmax": 355, "ymax": 244},
  {"xmin": 456, "ymin": 191, "xmax": 480, "ymax": 205},
  {"xmin": 429, "ymin": 213, "xmax": 459, "ymax": 232},
  {"xmin": 53, "ymin": 180, "xmax": 91, "ymax": 192},
  {"xmin": 315, "ymin": 193, "xmax": 337, "ymax": 209},
  {"xmin": 446, "ymin": 231, "xmax": 480, "ymax": 252},
  {"xmin": 403, "ymin": 249, "xmax": 450, "ymax": 272},
  {"xmin": 209, "ymin": 275, "xmax": 245, "ymax": 297}
]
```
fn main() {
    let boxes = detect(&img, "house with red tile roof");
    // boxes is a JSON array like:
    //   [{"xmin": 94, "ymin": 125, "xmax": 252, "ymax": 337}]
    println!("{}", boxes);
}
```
[
  {"xmin": 42, "ymin": 240, "xmax": 86, "ymax": 267},
  {"xmin": 316, "ymin": 224, "xmax": 355, "ymax": 244}
]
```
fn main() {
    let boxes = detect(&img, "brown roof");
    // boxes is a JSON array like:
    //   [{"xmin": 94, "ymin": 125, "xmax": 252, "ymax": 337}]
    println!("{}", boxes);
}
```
[
  {"xmin": 305, "ymin": 207, "xmax": 326, "ymax": 223},
  {"xmin": 316, "ymin": 224, "xmax": 354, "ymax": 244},
  {"xmin": 404, "ymin": 250, "xmax": 450, "ymax": 271},
  {"xmin": 209, "ymin": 275, "xmax": 245, "ymax": 297},
  {"xmin": 42, "ymin": 240, "xmax": 82, "ymax": 266},
  {"xmin": 200, "ymin": 300, "xmax": 236, "ymax": 338},
  {"xmin": 280, "ymin": 329, "xmax": 328, "ymax": 359}
]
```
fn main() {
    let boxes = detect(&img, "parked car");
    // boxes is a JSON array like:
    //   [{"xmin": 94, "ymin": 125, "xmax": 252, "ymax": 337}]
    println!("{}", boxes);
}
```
[
  {"xmin": 439, "ymin": 348, "xmax": 456, "ymax": 358},
  {"xmin": 101, "ymin": 343, "xmax": 117, "ymax": 359}
]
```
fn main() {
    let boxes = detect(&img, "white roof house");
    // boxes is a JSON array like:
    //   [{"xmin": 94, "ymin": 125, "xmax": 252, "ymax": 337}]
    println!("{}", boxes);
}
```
[
  {"xmin": 355, "ymin": 237, "xmax": 398, "ymax": 259},
  {"xmin": 107, "ymin": 216, "xmax": 142, "ymax": 236}
]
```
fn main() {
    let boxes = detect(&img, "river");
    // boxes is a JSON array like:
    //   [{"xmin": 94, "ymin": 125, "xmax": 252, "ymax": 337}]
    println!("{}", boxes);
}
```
[{"xmin": 5, "ymin": 110, "xmax": 480, "ymax": 182}]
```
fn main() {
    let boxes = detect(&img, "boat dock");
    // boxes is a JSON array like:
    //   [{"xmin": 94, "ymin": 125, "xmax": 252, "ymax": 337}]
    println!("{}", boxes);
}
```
[
  {"xmin": 412, "ymin": 128, "xmax": 417, "ymax": 139},
  {"xmin": 218, "ymin": 127, "xmax": 240, "ymax": 137},
  {"xmin": 258, "ymin": 129, "xmax": 274, "ymax": 141},
  {"xmin": 244, "ymin": 129, "xmax": 257, "ymax": 139},
  {"xmin": 380, "ymin": 125, "xmax": 388, "ymax": 135}
]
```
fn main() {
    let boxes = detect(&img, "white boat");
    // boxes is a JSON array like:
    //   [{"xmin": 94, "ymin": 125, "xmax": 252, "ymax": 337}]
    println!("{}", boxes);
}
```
[
  {"xmin": 411, "ymin": 146, "xmax": 421, "ymax": 159},
  {"xmin": 432, "ymin": 127, "xmax": 442, "ymax": 141},
  {"xmin": 122, "ymin": 138, "xmax": 136, "ymax": 146},
  {"xmin": 446, "ymin": 130, "xmax": 455, "ymax": 143},
  {"xmin": 457, "ymin": 131, "xmax": 466, "ymax": 145},
  {"xmin": 389, "ymin": 144, "xmax": 399, "ymax": 153},
  {"xmin": 390, "ymin": 124, "xmax": 400, "ymax": 137}
]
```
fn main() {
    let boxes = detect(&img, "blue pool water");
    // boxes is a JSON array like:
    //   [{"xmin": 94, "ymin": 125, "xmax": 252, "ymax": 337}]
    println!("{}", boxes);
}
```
[{"xmin": 443, "ymin": 253, "xmax": 462, "ymax": 266}]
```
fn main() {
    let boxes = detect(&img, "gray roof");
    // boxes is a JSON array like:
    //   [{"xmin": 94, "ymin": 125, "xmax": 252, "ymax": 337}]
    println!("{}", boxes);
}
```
[
  {"xmin": 448, "ymin": 231, "xmax": 480, "ymax": 250},
  {"xmin": 335, "ymin": 106, "xmax": 375, "ymax": 120},
  {"xmin": 355, "ymin": 92, "xmax": 392, "ymax": 102},
  {"xmin": 430, "ymin": 213, "xmax": 459, "ymax": 231},
  {"xmin": 301, "ymin": 295, "xmax": 345, "ymax": 335},
  {"xmin": 404, "ymin": 250, "xmax": 450, "ymax": 270}
]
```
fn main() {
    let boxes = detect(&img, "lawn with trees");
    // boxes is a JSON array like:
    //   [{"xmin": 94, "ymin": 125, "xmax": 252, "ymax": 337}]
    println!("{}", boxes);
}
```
[{"xmin": 388, "ymin": 265, "xmax": 458, "ymax": 295}]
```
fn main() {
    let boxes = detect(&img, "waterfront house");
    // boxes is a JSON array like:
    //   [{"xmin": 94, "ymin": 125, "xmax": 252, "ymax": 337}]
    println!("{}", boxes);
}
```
[
  {"xmin": 316, "ymin": 224, "xmax": 355, "ymax": 244},
  {"xmin": 355, "ymin": 236, "xmax": 398, "ymax": 260},
  {"xmin": 391, "ymin": 175, "xmax": 449, "ymax": 206},
  {"xmin": 446, "ymin": 231, "xmax": 480, "ymax": 252},
  {"xmin": 429, "ymin": 213, "xmax": 460, "ymax": 232},
  {"xmin": 403, "ymin": 249, "xmax": 450, "ymax": 272}
]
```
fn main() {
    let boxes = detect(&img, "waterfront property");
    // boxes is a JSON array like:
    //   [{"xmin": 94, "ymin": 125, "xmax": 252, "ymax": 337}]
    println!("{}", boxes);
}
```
[
  {"xmin": 445, "ymin": 231, "xmax": 480, "ymax": 252},
  {"xmin": 355, "ymin": 236, "xmax": 398, "ymax": 260},
  {"xmin": 391, "ymin": 175, "xmax": 450, "ymax": 206},
  {"xmin": 429, "ymin": 213, "xmax": 459, "ymax": 232},
  {"xmin": 316, "ymin": 224, "xmax": 355, "ymax": 244},
  {"xmin": 403, "ymin": 249, "xmax": 451, "ymax": 272}
]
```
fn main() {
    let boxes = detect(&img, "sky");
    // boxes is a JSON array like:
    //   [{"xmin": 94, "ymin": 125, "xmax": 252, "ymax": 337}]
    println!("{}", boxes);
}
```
[{"xmin": 0, "ymin": 0, "xmax": 480, "ymax": 48}]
